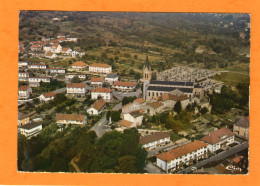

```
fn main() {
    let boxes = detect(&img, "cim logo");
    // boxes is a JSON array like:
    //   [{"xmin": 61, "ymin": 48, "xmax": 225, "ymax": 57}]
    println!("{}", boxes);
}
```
[{"xmin": 226, "ymin": 165, "xmax": 242, "ymax": 172}]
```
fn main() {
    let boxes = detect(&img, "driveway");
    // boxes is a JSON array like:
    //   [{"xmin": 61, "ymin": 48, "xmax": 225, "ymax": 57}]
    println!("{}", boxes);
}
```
[
  {"xmin": 90, "ymin": 113, "xmax": 108, "ymax": 138},
  {"xmin": 145, "ymin": 162, "xmax": 164, "ymax": 174}
]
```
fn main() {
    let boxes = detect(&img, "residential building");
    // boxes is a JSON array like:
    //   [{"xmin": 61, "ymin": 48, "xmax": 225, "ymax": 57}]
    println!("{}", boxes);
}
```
[
  {"xmin": 145, "ymin": 101, "xmax": 164, "ymax": 115},
  {"xmin": 123, "ymin": 109, "xmax": 144, "ymax": 127},
  {"xmin": 18, "ymin": 112, "xmax": 30, "ymax": 126},
  {"xmin": 66, "ymin": 36, "xmax": 78, "ymax": 42},
  {"xmin": 61, "ymin": 48, "xmax": 72, "ymax": 55},
  {"xmin": 91, "ymin": 77, "xmax": 104, "ymax": 87},
  {"xmin": 39, "ymin": 91, "xmax": 56, "ymax": 102},
  {"xmin": 65, "ymin": 73, "xmax": 87, "ymax": 80},
  {"xmin": 87, "ymin": 98, "xmax": 106, "ymax": 115},
  {"xmin": 66, "ymin": 83, "xmax": 86, "ymax": 97},
  {"xmin": 71, "ymin": 61, "xmax": 88, "ymax": 71},
  {"xmin": 18, "ymin": 61, "xmax": 29, "ymax": 68},
  {"xmin": 233, "ymin": 117, "xmax": 249, "ymax": 139},
  {"xmin": 57, "ymin": 33, "xmax": 65, "ymax": 38},
  {"xmin": 46, "ymin": 68, "xmax": 66, "ymax": 74},
  {"xmin": 28, "ymin": 63, "xmax": 47, "ymax": 69},
  {"xmin": 140, "ymin": 132, "xmax": 171, "ymax": 150},
  {"xmin": 89, "ymin": 63, "xmax": 112, "ymax": 74},
  {"xmin": 55, "ymin": 113, "xmax": 87, "ymax": 126},
  {"xmin": 200, "ymin": 127, "xmax": 235, "ymax": 153},
  {"xmin": 50, "ymin": 44, "xmax": 62, "ymax": 53},
  {"xmin": 156, "ymin": 140, "xmax": 208, "ymax": 173},
  {"xmin": 28, "ymin": 77, "xmax": 51, "ymax": 87},
  {"xmin": 91, "ymin": 87, "xmax": 113, "ymax": 102},
  {"xmin": 18, "ymin": 85, "xmax": 32, "ymax": 99},
  {"xmin": 30, "ymin": 45, "xmax": 41, "ymax": 51},
  {"xmin": 105, "ymin": 73, "xmax": 118, "ymax": 84},
  {"xmin": 18, "ymin": 72, "xmax": 30, "ymax": 81},
  {"xmin": 122, "ymin": 98, "xmax": 146, "ymax": 114},
  {"xmin": 112, "ymin": 81, "xmax": 136, "ymax": 92},
  {"xmin": 45, "ymin": 52, "xmax": 57, "ymax": 58},
  {"xmin": 19, "ymin": 121, "xmax": 42, "ymax": 138}
]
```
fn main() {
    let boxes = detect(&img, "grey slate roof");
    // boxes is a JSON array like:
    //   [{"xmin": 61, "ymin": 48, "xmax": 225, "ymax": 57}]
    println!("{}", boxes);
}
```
[
  {"xmin": 147, "ymin": 86, "xmax": 193, "ymax": 93},
  {"xmin": 234, "ymin": 117, "xmax": 249, "ymax": 128},
  {"xmin": 20, "ymin": 121, "xmax": 42, "ymax": 130},
  {"xmin": 150, "ymin": 80, "xmax": 194, "ymax": 86}
]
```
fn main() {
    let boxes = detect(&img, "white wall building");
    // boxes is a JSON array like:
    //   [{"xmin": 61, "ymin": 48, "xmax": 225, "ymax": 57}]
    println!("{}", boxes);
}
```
[
  {"xmin": 87, "ymin": 99, "xmax": 106, "ymax": 115},
  {"xmin": 28, "ymin": 64, "xmax": 47, "ymax": 69},
  {"xmin": 89, "ymin": 63, "xmax": 112, "ymax": 74},
  {"xmin": 123, "ymin": 110, "xmax": 144, "ymax": 127},
  {"xmin": 56, "ymin": 113, "xmax": 87, "ymax": 126},
  {"xmin": 91, "ymin": 87, "xmax": 113, "ymax": 102},
  {"xmin": 140, "ymin": 132, "xmax": 171, "ymax": 150},
  {"xmin": 19, "ymin": 121, "xmax": 42, "ymax": 138},
  {"xmin": 66, "ymin": 83, "xmax": 86, "ymax": 96},
  {"xmin": 112, "ymin": 81, "xmax": 136, "ymax": 92},
  {"xmin": 47, "ymin": 68, "xmax": 66, "ymax": 74},
  {"xmin": 39, "ymin": 91, "xmax": 56, "ymax": 102},
  {"xmin": 65, "ymin": 73, "xmax": 86, "ymax": 80},
  {"xmin": 18, "ymin": 86, "xmax": 32, "ymax": 99},
  {"xmin": 105, "ymin": 73, "xmax": 119, "ymax": 84}
]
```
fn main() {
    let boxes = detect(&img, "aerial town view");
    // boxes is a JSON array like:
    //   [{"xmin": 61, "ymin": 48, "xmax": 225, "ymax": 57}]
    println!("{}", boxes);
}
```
[{"xmin": 17, "ymin": 11, "xmax": 250, "ymax": 174}]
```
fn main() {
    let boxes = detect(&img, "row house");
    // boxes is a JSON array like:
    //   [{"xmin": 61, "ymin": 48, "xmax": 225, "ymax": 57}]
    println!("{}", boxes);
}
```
[
  {"xmin": 18, "ymin": 61, "xmax": 29, "ymax": 68},
  {"xmin": 87, "ymin": 98, "xmax": 106, "ymax": 115},
  {"xmin": 66, "ymin": 83, "xmax": 86, "ymax": 97},
  {"xmin": 28, "ymin": 63, "xmax": 47, "ymax": 70},
  {"xmin": 105, "ymin": 73, "xmax": 118, "ymax": 84},
  {"xmin": 91, "ymin": 87, "xmax": 113, "ymax": 102},
  {"xmin": 55, "ymin": 113, "xmax": 87, "ymax": 126},
  {"xmin": 90, "ymin": 77, "xmax": 104, "ymax": 87},
  {"xmin": 112, "ymin": 81, "xmax": 136, "ymax": 92},
  {"xmin": 19, "ymin": 121, "xmax": 42, "ymax": 138},
  {"xmin": 28, "ymin": 77, "xmax": 51, "ymax": 87},
  {"xmin": 233, "ymin": 117, "xmax": 249, "ymax": 140},
  {"xmin": 18, "ymin": 86, "xmax": 32, "ymax": 99},
  {"xmin": 47, "ymin": 68, "xmax": 66, "ymax": 74},
  {"xmin": 89, "ymin": 63, "xmax": 112, "ymax": 74},
  {"xmin": 18, "ymin": 112, "xmax": 30, "ymax": 126},
  {"xmin": 71, "ymin": 61, "xmax": 88, "ymax": 71},
  {"xmin": 200, "ymin": 127, "xmax": 235, "ymax": 153},
  {"xmin": 122, "ymin": 98, "xmax": 146, "ymax": 114},
  {"xmin": 156, "ymin": 140, "xmax": 208, "ymax": 173},
  {"xmin": 18, "ymin": 72, "xmax": 31, "ymax": 81},
  {"xmin": 65, "ymin": 73, "xmax": 86, "ymax": 80},
  {"xmin": 39, "ymin": 91, "xmax": 56, "ymax": 102},
  {"xmin": 140, "ymin": 132, "xmax": 171, "ymax": 151}
]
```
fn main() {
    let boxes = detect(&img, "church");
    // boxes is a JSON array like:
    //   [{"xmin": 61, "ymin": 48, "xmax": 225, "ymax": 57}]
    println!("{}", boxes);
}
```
[{"xmin": 142, "ymin": 56, "xmax": 202, "ymax": 101}]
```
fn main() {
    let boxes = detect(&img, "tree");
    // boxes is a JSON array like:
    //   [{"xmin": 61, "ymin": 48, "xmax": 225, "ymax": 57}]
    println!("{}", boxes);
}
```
[
  {"xmin": 200, "ymin": 107, "xmax": 208, "ymax": 115},
  {"xmin": 151, "ymin": 72, "xmax": 157, "ymax": 80},
  {"xmin": 129, "ymin": 69, "xmax": 135, "ymax": 75},
  {"xmin": 71, "ymin": 76, "xmax": 81, "ymax": 83},
  {"xmin": 134, "ymin": 72, "xmax": 142, "ymax": 80},
  {"xmin": 115, "ymin": 155, "xmax": 137, "ymax": 173},
  {"xmin": 174, "ymin": 100, "xmax": 182, "ymax": 114},
  {"xmin": 122, "ymin": 96, "xmax": 137, "ymax": 106}
]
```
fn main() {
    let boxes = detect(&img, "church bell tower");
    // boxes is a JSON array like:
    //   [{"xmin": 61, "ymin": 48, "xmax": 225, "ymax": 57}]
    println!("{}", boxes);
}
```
[{"xmin": 143, "ymin": 55, "xmax": 151, "ymax": 80}]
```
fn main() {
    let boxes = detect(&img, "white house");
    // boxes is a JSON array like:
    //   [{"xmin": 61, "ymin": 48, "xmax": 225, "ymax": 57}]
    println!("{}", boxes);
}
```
[
  {"xmin": 56, "ymin": 113, "xmax": 87, "ymax": 126},
  {"xmin": 51, "ymin": 44, "xmax": 62, "ymax": 53},
  {"xmin": 112, "ymin": 81, "xmax": 136, "ymax": 92},
  {"xmin": 57, "ymin": 33, "xmax": 65, "ymax": 38},
  {"xmin": 200, "ymin": 127, "xmax": 235, "ymax": 153},
  {"xmin": 61, "ymin": 48, "xmax": 72, "ymax": 55},
  {"xmin": 18, "ymin": 72, "xmax": 30, "ymax": 81},
  {"xmin": 91, "ymin": 87, "xmax": 113, "ymax": 102},
  {"xmin": 65, "ymin": 73, "xmax": 87, "ymax": 80},
  {"xmin": 28, "ymin": 64, "xmax": 47, "ymax": 69},
  {"xmin": 45, "ymin": 52, "xmax": 57, "ymax": 58},
  {"xmin": 43, "ymin": 44, "xmax": 52, "ymax": 52},
  {"xmin": 87, "ymin": 98, "xmax": 106, "ymax": 115},
  {"xmin": 89, "ymin": 63, "xmax": 112, "ymax": 74},
  {"xmin": 66, "ymin": 36, "xmax": 78, "ymax": 42},
  {"xmin": 66, "ymin": 83, "xmax": 86, "ymax": 97},
  {"xmin": 140, "ymin": 132, "xmax": 171, "ymax": 151},
  {"xmin": 105, "ymin": 73, "xmax": 118, "ymax": 84},
  {"xmin": 123, "ymin": 109, "xmax": 144, "ymax": 127},
  {"xmin": 18, "ymin": 61, "xmax": 29, "ymax": 68},
  {"xmin": 18, "ymin": 85, "xmax": 32, "ymax": 99},
  {"xmin": 19, "ymin": 121, "xmax": 42, "ymax": 138},
  {"xmin": 71, "ymin": 61, "xmax": 88, "ymax": 71},
  {"xmin": 39, "ymin": 91, "xmax": 56, "ymax": 102},
  {"xmin": 47, "ymin": 68, "xmax": 66, "ymax": 74},
  {"xmin": 156, "ymin": 140, "xmax": 208, "ymax": 173},
  {"xmin": 29, "ymin": 77, "xmax": 51, "ymax": 87},
  {"xmin": 90, "ymin": 77, "xmax": 104, "ymax": 87}
]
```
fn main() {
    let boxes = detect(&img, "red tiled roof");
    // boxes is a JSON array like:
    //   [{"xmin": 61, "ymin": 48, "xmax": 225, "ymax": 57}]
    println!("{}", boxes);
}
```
[
  {"xmin": 55, "ymin": 113, "xmax": 85, "ymax": 122},
  {"xmin": 201, "ymin": 127, "xmax": 235, "ymax": 144},
  {"xmin": 19, "ymin": 85, "xmax": 30, "ymax": 91},
  {"xmin": 134, "ymin": 98, "xmax": 145, "ymax": 104},
  {"xmin": 91, "ymin": 77, "xmax": 103, "ymax": 82},
  {"xmin": 157, "ymin": 140, "xmax": 208, "ymax": 162},
  {"xmin": 72, "ymin": 61, "xmax": 87, "ymax": 67},
  {"xmin": 147, "ymin": 101, "xmax": 163, "ymax": 109},
  {"xmin": 43, "ymin": 91, "xmax": 56, "ymax": 98},
  {"xmin": 89, "ymin": 63, "xmax": 111, "ymax": 68},
  {"xmin": 119, "ymin": 120, "xmax": 133, "ymax": 127},
  {"xmin": 66, "ymin": 83, "xmax": 86, "ymax": 88},
  {"xmin": 31, "ymin": 45, "xmax": 41, "ymax": 48},
  {"xmin": 92, "ymin": 87, "xmax": 113, "ymax": 93},
  {"xmin": 112, "ymin": 81, "xmax": 136, "ymax": 87},
  {"xmin": 89, "ymin": 99, "xmax": 106, "ymax": 111},
  {"xmin": 62, "ymin": 48, "xmax": 69, "ymax": 51}
]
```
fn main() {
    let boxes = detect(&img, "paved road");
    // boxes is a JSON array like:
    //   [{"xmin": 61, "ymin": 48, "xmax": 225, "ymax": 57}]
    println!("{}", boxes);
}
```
[
  {"xmin": 145, "ymin": 162, "xmax": 164, "ymax": 174},
  {"xmin": 90, "ymin": 114, "xmax": 108, "ymax": 138},
  {"xmin": 113, "ymin": 88, "xmax": 141, "ymax": 101},
  {"xmin": 53, "ymin": 87, "xmax": 66, "ymax": 94},
  {"xmin": 178, "ymin": 142, "xmax": 249, "ymax": 174}
]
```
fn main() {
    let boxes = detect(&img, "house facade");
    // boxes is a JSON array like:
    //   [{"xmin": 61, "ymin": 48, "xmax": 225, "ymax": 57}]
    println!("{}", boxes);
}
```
[
  {"xmin": 28, "ymin": 64, "xmax": 47, "ymax": 69},
  {"xmin": 18, "ymin": 112, "xmax": 30, "ymax": 126},
  {"xmin": 105, "ymin": 73, "xmax": 118, "ymax": 84},
  {"xmin": 66, "ymin": 83, "xmax": 86, "ymax": 97},
  {"xmin": 90, "ymin": 77, "xmax": 104, "ymax": 87},
  {"xmin": 39, "ymin": 91, "xmax": 56, "ymax": 102},
  {"xmin": 55, "ymin": 113, "xmax": 87, "ymax": 126},
  {"xmin": 20, "ymin": 121, "xmax": 42, "ymax": 138},
  {"xmin": 89, "ymin": 63, "xmax": 112, "ymax": 74},
  {"xmin": 123, "ymin": 110, "xmax": 144, "ymax": 127},
  {"xmin": 18, "ymin": 72, "xmax": 30, "ymax": 81},
  {"xmin": 140, "ymin": 132, "xmax": 171, "ymax": 150},
  {"xmin": 18, "ymin": 86, "xmax": 32, "ymax": 99},
  {"xmin": 47, "ymin": 68, "xmax": 66, "ymax": 74},
  {"xmin": 65, "ymin": 73, "xmax": 87, "ymax": 80},
  {"xmin": 87, "ymin": 99, "xmax": 106, "ymax": 115},
  {"xmin": 112, "ymin": 81, "xmax": 136, "ymax": 92},
  {"xmin": 91, "ymin": 87, "xmax": 113, "ymax": 102},
  {"xmin": 71, "ymin": 61, "xmax": 87, "ymax": 71},
  {"xmin": 233, "ymin": 117, "xmax": 249, "ymax": 139},
  {"xmin": 29, "ymin": 77, "xmax": 51, "ymax": 87}
]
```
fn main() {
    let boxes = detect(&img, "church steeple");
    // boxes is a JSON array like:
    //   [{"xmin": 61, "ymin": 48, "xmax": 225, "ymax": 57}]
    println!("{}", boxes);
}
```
[{"xmin": 143, "ymin": 55, "xmax": 151, "ymax": 80}]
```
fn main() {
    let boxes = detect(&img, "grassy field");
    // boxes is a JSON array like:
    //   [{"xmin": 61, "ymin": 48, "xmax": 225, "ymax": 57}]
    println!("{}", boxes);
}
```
[{"xmin": 213, "ymin": 71, "xmax": 249, "ymax": 86}]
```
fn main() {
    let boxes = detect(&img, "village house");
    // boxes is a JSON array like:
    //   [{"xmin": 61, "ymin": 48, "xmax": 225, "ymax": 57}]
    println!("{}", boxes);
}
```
[
  {"xmin": 112, "ymin": 81, "xmax": 136, "ymax": 92},
  {"xmin": 43, "ymin": 44, "xmax": 52, "ymax": 52},
  {"xmin": 19, "ymin": 121, "xmax": 43, "ymax": 138},
  {"xmin": 122, "ymin": 98, "xmax": 146, "ymax": 114},
  {"xmin": 46, "ymin": 68, "xmax": 66, "ymax": 74},
  {"xmin": 122, "ymin": 109, "xmax": 144, "ymax": 127},
  {"xmin": 71, "ymin": 61, "xmax": 88, "ymax": 71},
  {"xmin": 45, "ymin": 52, "xmax": 57, "ymax": 58},
  {"xmin": 18, "ymin": 61, "xmax": 29, "ymax": 68},
  {"xmin": 18, "ymin": 85, "xmax": 32, "ymax": 99},
  {"xmin": 71, "ymin": 50, "xmax": 85, "ymax": 58},
  {"xmin": 90, "ymin": 77, "xmax": 104, "ymax": 87},
  {"xmin": 233, "ymin": 117, "xmax": 249, "ymax": 139},
  {"xmin": 28, "ymin": 63, "xmax": 47, "ymax": 70},
  {"xmin": 119, "ymin": 120, "xmax": 134, "ymax": 129},
  {"xmin": 55, "ymin": 113, "xmax": 87, "ymax": 126},
  {"xmin": 57, "ymin": 37, "xmax": 66, "ymax": 43},
  {"xmin": 200, "ymin": 127, "xmax": 235, "ymax": 153},
  {"xmin": 91, "ymin": 87, "xmax": 113, "ymax": 102},
  {"xmin": 156, "ymin": 140, "xmax": 208, "ymax": 173},
  {"xmin": 30, "ymin": 44, "xmax": 42, "ymax": 51},
  {"xmin": 66, "ymin": 83, "xmax": 86, "ymax": 97},
  {"xmin": 57, "ymin": 33, "xmax": 65, "ymax": 38},
  {"xmin": 145, "ymin": 101, "xmax": 164, "ymax": 116},
  {"xmin": 28, "ymin": 77, "xmax": 51, "ymax": 87},
  {"xmin": 18, "ymin": 72, "xmax": 31, "ymax": 81},
  {"xmin": 105, "ymin": 73, "xmax": 118, "ymax": 84},
  {"xmin": 140, "ymin": 132, "xmax": 171, "ymax": 151},
  {"xmin": 61, "ymin": 48, "xmax": 72, "ymax": 55},
  {"xmin": 87, "ymin": 98, "xmax": 106, "ymax": 115},
  {"xmin": 18, "ymin": 112, "xmax": 30, "ymax": 126},
  {"xmin": 50, "ymin": 44, "xmax": 62, "ymax": 53},
  {"xmin": 89, "ymin": 63, "xmax": 112, "ymax": 74},
  {"xmin": 65, "ymin": 73, "xmax": 87, "ymax": 80},
  {"xmin": 157, "ymin": 92, "xmax": 190, "ymax": 110},
  {"xmin": 39, "ymin": 91, "xmax": 56, "ymax": 102},
  {"xmin": 66, "ymin": 36, "xmax": 78, "ymax": 42}
]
